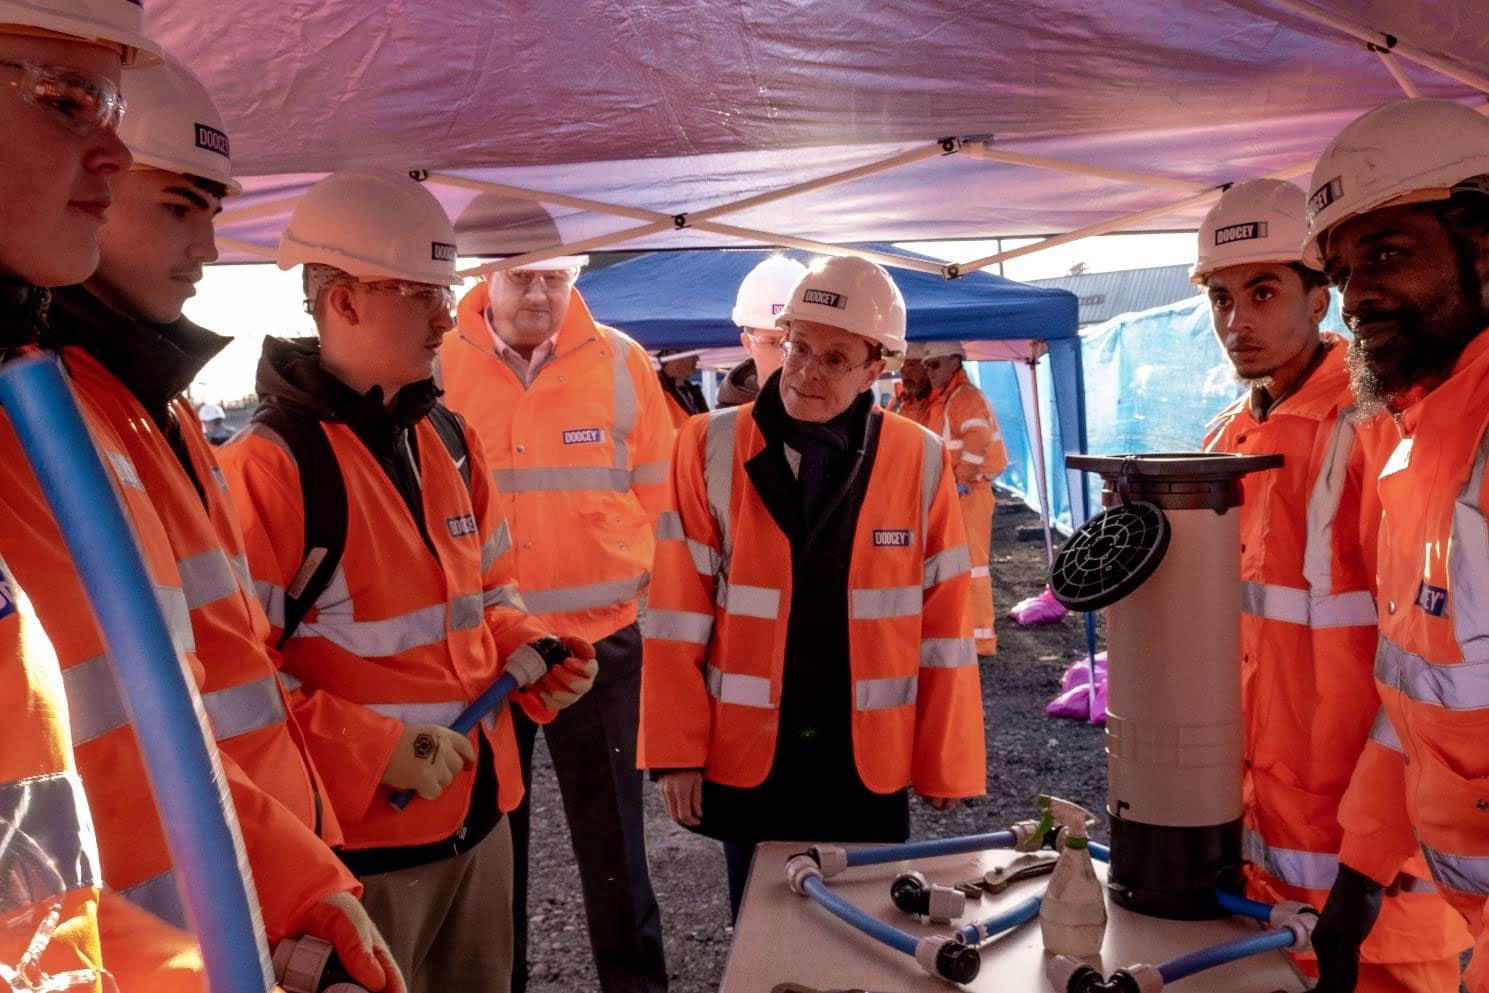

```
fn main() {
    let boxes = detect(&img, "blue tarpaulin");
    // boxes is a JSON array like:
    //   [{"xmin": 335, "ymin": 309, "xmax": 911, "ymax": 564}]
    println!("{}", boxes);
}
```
[{"xmin": 578, "ymin": 247, "xmax": 1089, "ymax": 531}]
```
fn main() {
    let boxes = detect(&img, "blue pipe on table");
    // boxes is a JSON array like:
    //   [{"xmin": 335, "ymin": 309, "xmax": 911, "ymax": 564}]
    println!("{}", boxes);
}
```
[
  {"xmin": 388, "ymin": 671, "xmax": 519, "ymax": 810},
  {"xmin": 801, "ymin": 874, "xmax": 921, "ymax": 956},
  {"xmin": 957, "ymin": 892, "xmax": 1043, "ymax": 945},
  {"xmin": 1214, "ymin": 887, "xmax": 1274, "ymax": 923},
  {"xmin": 1156, "ymin": 927, "xmax": 1298, "ymax": 984},
  {"xmin": 1089, "ymin": 841, "xmax": 1110, "ymax": 863},
  {"xmin": 844, "ymin": 830, "xmax": 1018, "ymax": 868},
  {"xmin": 0, "ymin": 355, "xmax": 271, "ymax": 993}
]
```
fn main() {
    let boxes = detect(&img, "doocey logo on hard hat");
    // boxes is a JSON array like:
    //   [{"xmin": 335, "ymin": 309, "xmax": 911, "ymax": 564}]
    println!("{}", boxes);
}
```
[
  {"xmin": 1307, "ymin": 177, "xmax": 1344, "ymax": 224},
  {"xmin": 431, "ymin": 242, "xmax": 457, "ymax": 262},
  {"xmin": 1213, "ymin": 221, "xmax": 1268, "ymax": 245},
  {"xmin": 802, "ymin": 289, "xmax": 847, "ymax": 309},
  {"xmin": 194, "ymin": 123, "xmax": 230, "ymax": 158}
]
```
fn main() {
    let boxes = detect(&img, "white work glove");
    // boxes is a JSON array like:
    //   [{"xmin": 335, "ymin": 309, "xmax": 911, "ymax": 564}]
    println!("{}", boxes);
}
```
[
  {"xmin": 658, "ymin": 769, "xmax": 703, "ymax": 827},
  {"xmin": 290, "ymin": 890, "xmax": 407, "ymax": 993},
  {"xmin": 379, "ymin": 723, "xmax": 475, "ymax": 800}
]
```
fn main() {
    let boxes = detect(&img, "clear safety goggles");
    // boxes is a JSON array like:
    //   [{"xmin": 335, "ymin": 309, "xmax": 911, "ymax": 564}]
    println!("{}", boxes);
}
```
[
  {"xmin": 743, "ymin": 329, "xmax": 786, "ymax": 351},
  {"xmin": 0, "ymin": 59, "xmax": 126, "ymax": 136},
  {"xmin": 781, "ymin": 338, "xmax": 879, "ymax": 379},
  {"xmin": 358, "ymin": 277, "xmax": 456, "ymax": 313},
  {"xmin": 502, "ymin": 267, "xmax": 579, "ymax": 292}
]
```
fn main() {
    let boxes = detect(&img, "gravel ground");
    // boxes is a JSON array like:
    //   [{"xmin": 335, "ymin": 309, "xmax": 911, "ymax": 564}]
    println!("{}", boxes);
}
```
[{"xmin": 524, "ymin": 500, "xmax": 1108, "ymax": 992}]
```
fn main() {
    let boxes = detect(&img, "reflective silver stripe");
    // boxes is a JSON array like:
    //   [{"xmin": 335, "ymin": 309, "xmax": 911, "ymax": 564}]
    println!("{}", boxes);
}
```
[
  {"xmin": 921, "ymin": 429, "xmax": 943, "ymax": 542},
  {"xmin": 1376, "ymin": 638, "xmax": 1489, "ymax": 711},
  {"xmin": 230, "ymin": 554, "xmax": 253, "ymax": 594},
  {"xmin": 608, "ymin": 331, "xmax": 638, "ymax": 472},
  {"xmin": 973, "ymin": 626, "xmax": 995, "ymax": 639},
  {"xmin": 1299, "ymin": 413, "xmax": 1380, "ymax": 632},
  {"xmin": 658, "ymin": 512, "xmax": 721, "ymax": 575},
  {"xmin": 0, "ymin": 771, "xmax": 100, "ymax": 915},
  {"xmin": 851, "ymin": 585, "xmax": 922, "ymax": 620},
  {"xmin": 644, "ymin": 609, "xmax": 714, "ymax": 645},
  {"xmin": 1450, "ymin": 428, "xmax": 1489, "ymax": 654},
  {"xmin": 923, "ymin": 545, "xmax": 971, "ymax": 589},
  {"xmin": 105, "ymin": 450, "xmax": 143, "ymax": 490},
  {"xmin": 1239, "ymin": 581, "xmax": 1376, "ymax": 629},
  {"xmin": 482, "ymin": 583, "xmax": 527, "ymax": 611},
  {"xmin": 704, "ymin": 408, "xmax": 739, "ymax": 572},
  {"xmin": 364, "ymin": 699, "xmax": 487, "ymax": 728},
  {"xmin": 256, "ymin": 579, "xmax": 286, "ymax": 629},
  {"xmin": 944, "ymin": 439, "xmax": 964, "ymax": 451},
  {"xmin": 921, "ymin": 637, "xmax": 977, "ymax": 669},
  {"xmin": 632, "ymin": 460, "xmax": 669, "ymax": 487},
  {"xmin": 656, "ymin": 511, "xmax": 685, "ymax": 541},
  {"xmin": 960, "ymin": 418, "xmax": 990, "ymax": 432},
  {"xmin": 704, "ymin": 664, "xmax": 773, "ymax": 708},
  {"xmin": 481, "ymin": 521, "xmax": 512, "ymax": 573},
  {"xmin": 1421, "ymin": 843, "xmax": 1489, "ymax": 896},
  {"xmin": 856, "ymin": 675, "xmax": 917, "ymax": 710},
  {"xmin": 156, "ymin": 584, "xmax": 195, "ymax": 654},
  {"xmin": 520, "ymin": 572, "xmax": 648, "ymax": 615},
  {"xmin": 1368, "ymin": 707, "xmax": 1403, "ymax": 753},
  {"xmin": 969, "ymin": 565, "xmax": 990, "ymax": 579},
  {"xmin": 121, "ymin": 869, "xmax": 186, "ymax": 930},
  {"xmin": 492, "ymin": 466, "xmax": 630, "ymax": 493},
  {"xmin": 449, "ymin": 593, "xmax": 483, "ymax": 632},
  {"xmin": 722, "ymin": 583, "xmax": 781, "ymax": 620},
  {"xmin": 62, "ymin": 654, "xmax": 129, "ymax": 745},
  {"xmin": 295, "ymin": 568, "xmax": 446, "ymax": 655},
  {"xmin": 201, "ymin": 675, "xmax": 286, "ymax": 742},
  {"xmin": 177, "ymin": 549, "xmax": 240, "ymax": 609},
  {"xmin": 1243, "ymin": 828, "xmax": 1338, "ymax": 891},
  {"xmin": 211, "ymin": 465, "xmax": 230, "ymax": 492},
  {"xmin": 961, "ymin": 451, "xmax": 985, "ymax": 465}
]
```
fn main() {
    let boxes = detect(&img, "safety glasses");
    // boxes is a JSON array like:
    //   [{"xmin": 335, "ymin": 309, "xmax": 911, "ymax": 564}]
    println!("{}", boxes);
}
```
[
  {"xmin": 781, "ymin": 338, "xmax": 877, "ymax": 379},
  {"xmin": 0, "ymin": 59, "xmax": 126, "ymax": 137},
  {"xmin": 503, "ymin": 268, "xmax": 579, "ymax": 292},
  {"xmin": 360, "ymin": 279, "xmax": 456, "ymax": 313}
]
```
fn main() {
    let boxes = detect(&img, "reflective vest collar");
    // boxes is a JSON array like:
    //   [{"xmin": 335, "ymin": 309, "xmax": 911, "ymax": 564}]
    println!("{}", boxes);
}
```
[{"xmin": 455, "ymin": 281, "xmax": 608, "ymax": 371}]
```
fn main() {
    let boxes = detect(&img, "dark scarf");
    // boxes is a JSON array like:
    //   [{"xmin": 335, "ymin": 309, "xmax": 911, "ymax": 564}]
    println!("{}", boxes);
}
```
[{"xmin": 0, "ymin": 276, "xmax": 48, "ymax": 351}]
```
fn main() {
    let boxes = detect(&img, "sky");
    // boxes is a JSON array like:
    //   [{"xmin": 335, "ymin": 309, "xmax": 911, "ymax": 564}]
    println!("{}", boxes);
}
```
[{"xmin": 181, "ymin": 232, "xmax": 1201, "ymax": 405}]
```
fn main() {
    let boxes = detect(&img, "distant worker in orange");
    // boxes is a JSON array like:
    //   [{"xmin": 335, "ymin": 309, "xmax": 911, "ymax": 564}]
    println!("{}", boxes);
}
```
[
  {"xmin": 639, "ymin": 255, "xmax": 986, "ymax": 921},
  {"xmin": 889, "ymin": 342, "xmax": 932, "ymax": 420},
  {"xmin": 922, "ymin": 342, "xmax": 1007, "ymax": 655},
  {"xmin": 655, "ymin": 348, "xmax": 708, "ymax": 426},
  {"xmin": 1197, "ymin": 178, "xmax": 1467, "ymax": 993}
]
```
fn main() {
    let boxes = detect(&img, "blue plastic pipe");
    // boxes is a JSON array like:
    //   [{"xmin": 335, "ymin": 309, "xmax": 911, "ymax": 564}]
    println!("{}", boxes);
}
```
[
  {"xmin": 0, "ymin": 355, "xmax": 270, "ymax": 993},
  {"xmin": 1089, "ymin": 841, "xmax": 1110, "ymax": 863},
  {"xmin": 801, "ymin": 874, "xmax": 920, "ymax": 957},
  {"xmin": 957, "ymin": 892, "xmax": 1043, "ymax": 945},
  {"xmin": 389, "ymin": 671, "xmax": 520, "ymax": 810},
  {"xmin": 1214, "ymin": 888, "xmax": 1274, "ymax": 923},
  {"xmin": 844, "ymin": 830, "xmax": 1018, "ymax": 868},
  {"xmin": 1157, "ymin": 927, "xmax": 1298, "ymax": 984}
]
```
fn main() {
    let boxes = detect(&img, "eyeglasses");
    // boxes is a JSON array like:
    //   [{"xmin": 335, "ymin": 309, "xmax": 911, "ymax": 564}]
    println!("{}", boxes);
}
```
[
  {"xmin": 0, "ymin": 59, "xmax": 126, "ymax": 137},
  {"xmin": 743, "ymin": 330, "xmax": 786, "ymax": 352},
  {"xmin": 360, "ymin": 279, "xmax": 456, "ymax": 313},
  {"xmin": 504, "ymin": 268, "xmax": 579, "ymax": 292},
  {"xmin": 781, "ymin": 338, "xmax": 878, "ymax": 379}
]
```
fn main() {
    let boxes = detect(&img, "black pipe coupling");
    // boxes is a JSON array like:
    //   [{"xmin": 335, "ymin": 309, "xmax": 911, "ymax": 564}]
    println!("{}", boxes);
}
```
[{"xmin": 914, "ymin": 935, "xmax": 980, "ymax": 984}]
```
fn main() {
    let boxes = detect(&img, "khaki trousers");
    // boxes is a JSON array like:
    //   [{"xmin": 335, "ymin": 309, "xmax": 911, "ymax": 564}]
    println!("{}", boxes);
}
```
[{"xmin": 358, "ymin": 817, "xmax": 514, "ymax": 993}]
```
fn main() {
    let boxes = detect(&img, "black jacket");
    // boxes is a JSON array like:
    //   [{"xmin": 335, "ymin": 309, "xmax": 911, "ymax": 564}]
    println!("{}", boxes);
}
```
[
  {"xmin": 44, "ymin": 287, "xmax": 229, "ymax": 505},
  {"xmin": 0, "ymin": 277, "xmax": 48, "ymax": 352},
  {"xmin": 698, "ymin": 380, "xmax": 909, "ymax": 845}
]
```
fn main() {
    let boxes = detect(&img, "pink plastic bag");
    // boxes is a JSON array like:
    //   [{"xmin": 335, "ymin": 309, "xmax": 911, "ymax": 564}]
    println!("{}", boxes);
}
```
[
  {"xmin": 1047, "ymin": 651, "xmax": 1107, "ymax": 723},
  {"xmin": 1009, "ymin": 586, "xmax": 1069, "ymax": 626}
]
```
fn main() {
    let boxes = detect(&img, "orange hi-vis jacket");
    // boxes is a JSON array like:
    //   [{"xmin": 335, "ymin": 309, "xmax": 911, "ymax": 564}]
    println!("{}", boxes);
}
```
[
  {"xmin": 440, "ymin": 286, "xmax": 676, "ymax": 644},
  {"xmin": 219, "ymin": 404, "xmax": 552, "ymax": 850},
  {"xmin": 1337, "ymin": 328, "xmax": 1489, "ymax": 986},
  {"xmin": 62, "ymin": 346, "xmax": 342, "ymax": 851},
  {"xmin": 934, "ymin": 369, "xmax": 1009, "ymax": 487},
  {"xmin": 0, "ymin": 564, "xmax": 105, "ymax": 991},
  {"xmin": 638, "ymin": 403, "xmax": 986, "ymax": 797},
  {"xmin": 1204, "ymin": 339, "xmax": 1468, "ymax": 968},
  {"xmin": 0, "ymin": 353, "xmax": 352, "ymax": 964}
]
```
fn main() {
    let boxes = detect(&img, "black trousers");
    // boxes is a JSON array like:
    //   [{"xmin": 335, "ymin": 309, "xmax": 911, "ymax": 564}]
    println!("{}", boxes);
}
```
[{"xmin": 510, "ymin": 623, "xmax": 667, "ymax": 993}]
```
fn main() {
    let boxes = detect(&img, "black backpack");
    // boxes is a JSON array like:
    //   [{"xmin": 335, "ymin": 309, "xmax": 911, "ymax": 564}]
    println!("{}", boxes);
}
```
[{"xmin": 249, "ymin": 402, "xmax": 473, "ymax": 647}]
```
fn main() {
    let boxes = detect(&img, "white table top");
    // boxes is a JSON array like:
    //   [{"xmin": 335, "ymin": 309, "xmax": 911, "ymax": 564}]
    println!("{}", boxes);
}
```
[{"xmin": 722, "ymin": 842, "xmax": 1308, "ymax": 992}]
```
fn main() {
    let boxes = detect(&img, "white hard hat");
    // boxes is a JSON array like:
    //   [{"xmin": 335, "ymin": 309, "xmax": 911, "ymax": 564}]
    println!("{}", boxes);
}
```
[
  {"xmin": 1303, "ymin": 98, "xmax": 1489, "ymax": 268},
  {"xmin": 1191, "ymin": 179, "xmax": 1307, "ymax": 283},
  {"xmin": 511, "ymin": 255, "xmax": 588, "ymax": 272},
  {"xmin": 904, "ymin": 342, "xmax": 930, "ymax": 361},
  {"xmin": 776, "ymin": 255, "xmax": 907, "ymax": 369},
  {"xmin": 733, "ymin": 254, "xmax": 808, "ymax": 329},
  {"xmin": 0, "ymin": 0, "xmax": 161, "ymax": 65},
  {"xmin": 278, "ymin": 170, "xmax": 460, "ymax": 286},
  {"xmin": 118, "ymin": 53, "xmax": 240, "ymax": 194},
  {"xmin": 923, "ymin": 341, "xmax": 966, "ymax": 360},
  {"xmin": 197, "ymin": 402, "xmax": 225, "ymax": 421}
]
